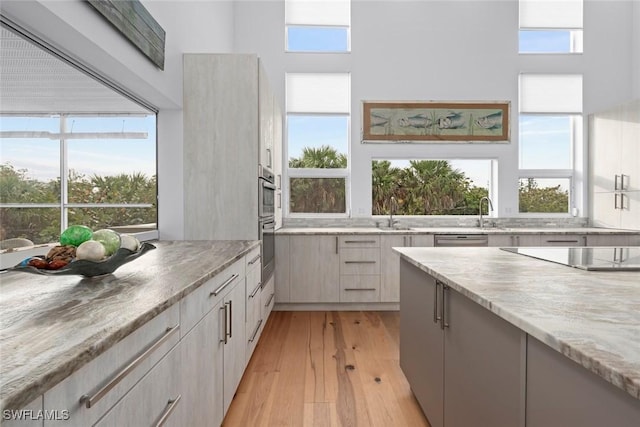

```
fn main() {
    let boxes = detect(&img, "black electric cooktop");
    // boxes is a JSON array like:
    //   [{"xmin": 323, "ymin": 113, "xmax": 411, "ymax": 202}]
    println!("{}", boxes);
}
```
[{"xmin": 500, "ymin": 247, "xmax": 640, "ymax": 271}]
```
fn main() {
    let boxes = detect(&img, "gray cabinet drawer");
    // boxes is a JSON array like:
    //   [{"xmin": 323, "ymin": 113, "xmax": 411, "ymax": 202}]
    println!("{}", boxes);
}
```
[
  {"xmin": 541, "ymin": 234, "xmax": 586, "ymax": 246},
  {"xmin": 340, "ymin": 248, "xmax": 380, "ymax": 275},
  {"xmin": 340, "ymin": 276, "xmax": 380, "ymax": 303},
  {"xmin": 338, "ymin": 235, "xmax": 380, "ymax": 248}
]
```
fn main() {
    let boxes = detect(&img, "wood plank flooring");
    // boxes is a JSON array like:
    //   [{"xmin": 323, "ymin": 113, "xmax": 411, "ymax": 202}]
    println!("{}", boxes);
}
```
[{"xmin": 223, "ymin": 311, "xmax": 431, "ymax": 427}]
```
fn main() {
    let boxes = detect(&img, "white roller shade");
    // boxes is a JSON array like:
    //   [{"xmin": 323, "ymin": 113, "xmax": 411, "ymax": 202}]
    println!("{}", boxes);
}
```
[
  {"xmin": 286, "ymin": 73, "xmax": 350, "ymax": 113},
  {"xmin": 519, "ymin": 74, "xmax": 583, "ymax": 113},
  {"xmin": 285, "ymin": 0, "xmax": 350, "ymax": 26},
  {"xmin": 519, "ymin": 0, "xmax": 583, "ymax": 29}
]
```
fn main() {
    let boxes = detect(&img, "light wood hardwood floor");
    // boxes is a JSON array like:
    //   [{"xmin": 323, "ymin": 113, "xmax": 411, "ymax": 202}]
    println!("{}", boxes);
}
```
[{"xmin": 223, "ymin": 311, "xmax": 431, "ymax": 427}]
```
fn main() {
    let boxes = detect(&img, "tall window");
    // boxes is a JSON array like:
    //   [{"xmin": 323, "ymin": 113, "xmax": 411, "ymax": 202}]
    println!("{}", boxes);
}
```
[
  {"xmin": 518, "ymin": 74, "xmax": 582, "ymax": 214},
  {"xmin": 519, "ymin": 0, "xmax": 583, "ymax": 53},
  {"xmin": 286, "ymin": 73, "xmax": 350, "ymax": 215},
  {"xmin": 285, "ymin": 0, "xmax": 350, "ymax": 52},
  {"xmin": 0, "ymin": 114, "xmax": 157, "ymax": 244}
]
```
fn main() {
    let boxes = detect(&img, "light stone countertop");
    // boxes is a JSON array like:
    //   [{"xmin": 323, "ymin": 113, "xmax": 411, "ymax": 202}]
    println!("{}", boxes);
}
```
[
  {"xmin": 276, "ymin": 226, "xmax": 640, "ymax": 235},
  {"xmin": 395, "ymin": 246, "xmax": 640, "ymax": 400},
  {"xmin": 0, "ymin": 240, "xmax": 260, "ymax": 412}
]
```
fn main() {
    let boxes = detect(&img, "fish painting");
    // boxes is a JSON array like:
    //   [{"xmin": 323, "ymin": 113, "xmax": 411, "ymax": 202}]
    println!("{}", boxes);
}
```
[
  {"xmin": 437, "ymin": 112, "xmax": 465, "ymax": 129},
  {"xmin": 474, "ymin": 111, "xmax": 502, "ymax": 130},
  {"xmin": 370, "ymin": 113, "xmax": 390, "ymax": 127},
  {"xmin": 397, "ymin": 114, "xmax": 433, "ymax": 129}
]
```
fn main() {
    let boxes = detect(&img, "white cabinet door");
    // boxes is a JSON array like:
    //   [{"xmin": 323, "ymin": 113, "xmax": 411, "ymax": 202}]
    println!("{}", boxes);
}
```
[
  {"xmin": 289, "ymin": 235, "xmax": 339, "ymax": 302},
  {"xmin": 223, "ymin": 280, "xmax": 246, "ymax": 414},
  {"xmin": 179, "ymin": 302, "xmax": 224, "ymax": 427},
  {"xmin": 380, "ymin": 235, "xmax": 406, "ymax": 303},
  {"xmin": 619, "ymin": 101, "xmax": 639, "ymax": 192},
  {"xmin": 589, "ymin": 112, "xmax": 621, "ymax": 194},
  {"xmin": 275, "ymin": 235, "xmax": 290, "ymax": 303},
  {"xmin": 620, "ymin": 191, "xmax": 640, "ymax": 230},
  {"xmin": 95, "ymin": 346, "xmax": 182, "ymax": 427},
  {"xmin": 591, "ymin": 192, "xmax": 620, "ymax": 228}
]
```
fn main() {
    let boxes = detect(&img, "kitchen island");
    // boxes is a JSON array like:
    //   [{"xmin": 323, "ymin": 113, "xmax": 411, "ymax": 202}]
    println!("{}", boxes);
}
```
[
  {"xmin": 0, "ymin": 240, "xmax": 259, "ymax": 419},
  {"xmin": 396, "ymin": 247, "xmax": 640, "ymax": 427}
]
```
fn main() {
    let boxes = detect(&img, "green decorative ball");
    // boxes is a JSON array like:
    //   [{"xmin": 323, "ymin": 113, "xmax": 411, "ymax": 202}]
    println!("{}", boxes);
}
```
[
  {"xmin": 60, "ymin": 225, "xmax": 93, "ymax": 247},
  {"xmin": 92, "ymin": 229, "xmax": 121, "ymax": 256}
]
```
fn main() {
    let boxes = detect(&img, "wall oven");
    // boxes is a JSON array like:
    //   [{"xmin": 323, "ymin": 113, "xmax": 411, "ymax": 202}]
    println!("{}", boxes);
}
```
[
  {"xmin": 258, "ymin": 165, "xmax": 275, "ymax": 284},
  {"xmin": 259, "ymin": 166, "xmax": 276, "ymax": 219}
]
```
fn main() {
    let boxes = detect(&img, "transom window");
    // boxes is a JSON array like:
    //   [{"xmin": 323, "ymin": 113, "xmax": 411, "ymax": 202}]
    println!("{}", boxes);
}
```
[
  {"xmin": 519, "ymin": 0, "xmax": 583, "ymax": 53},
  {"xmin": 285, "ymin": 0, "xmax": 350, "ymax": 53}
]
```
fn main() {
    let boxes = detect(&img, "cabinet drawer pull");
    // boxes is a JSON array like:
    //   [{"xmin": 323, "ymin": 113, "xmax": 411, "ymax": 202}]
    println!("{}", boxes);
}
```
[
  {"xmin": 344, "ymin": 240, "xmax": 377, "ymax": 244},
  {"xmin": 434, "ymin": 281, "xmax": 441, "ymax": 324},
  {"xmin": 336, "ymin": 236, "xmax": 339, "ymax": 254},
  {"xmin": 614, "ymin": 174, "xmax": 620, "ymax": 190},
  {"xmin": 545, "ymin": 239, "xmax": 578, "ymax": 243},
  {"xmin": 155, "ymin": 395, "xmax": 182, "ymax": 427},
  {"xmin": 265, "ymin": 293, "xmax": 275, "ymax": 307},
  {"xmin": 344, "ymin": 288, "xmax": 376, "ymax": 291},
  {"xmin": 344, "ymin": 260, "xmax": 376, "ymax": 264},
  {"xmin": 80, "ymin": 324, "xmax": 179, "ymax": 409},
  {"xmin": 220, "ymin": 306, "xmax": 228, "ymax": 344},
  {"xmin": 620, "ymin": 193, "xmax": 625, "ymax": 210},
  {"xmin": 227, "ymin": 300, "xmax": 233, "ymax": 338},
  {"xmin": 249, "ymin": 282, "xmax": 262, "ymax": 298},
  {"xmin": 210, "ymin": 274, "xmax": 239, "ymax": 297},
  {"xmin": 248, "ymin": 254, "xmax": 261, "ymax": 265},
  {"xmin": 248, "ymin": 319, "xmax": 263, "ymax": 343},
  {"xmin": 442, "ymin": 285, "xmax": 450, "ymax": 329}
]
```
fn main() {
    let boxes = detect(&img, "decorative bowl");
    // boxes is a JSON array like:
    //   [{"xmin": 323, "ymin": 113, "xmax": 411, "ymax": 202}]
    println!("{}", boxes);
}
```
[{"xmin": 9, "ymin": 242, "xmax": 156, "ymax": 277}]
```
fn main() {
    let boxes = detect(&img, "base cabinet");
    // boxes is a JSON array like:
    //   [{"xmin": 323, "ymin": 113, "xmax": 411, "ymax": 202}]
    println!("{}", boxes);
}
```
[
  {"xmin": 400, "ymin": 260, "xmax": 525, "ymax": 427},
  {"xmin": 222, "ymin": 280, "xmax": 246, "ymax": 414},
  {"xmin": 526, "ymin": 336, "xmax": 640, "ymax": 427},
  {"xmin": 289, "ymin": 235, "xmax": 339, "ymax": 302},
  {"xmin": 381, "ymin": 234, "xmax": 433, "ymax": 302}
]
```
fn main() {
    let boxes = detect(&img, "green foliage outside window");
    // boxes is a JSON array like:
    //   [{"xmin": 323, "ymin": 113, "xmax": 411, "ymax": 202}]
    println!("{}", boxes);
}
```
[{"xmin": 0, "ymin": 163, "xmax": 156, "ymax": 244}]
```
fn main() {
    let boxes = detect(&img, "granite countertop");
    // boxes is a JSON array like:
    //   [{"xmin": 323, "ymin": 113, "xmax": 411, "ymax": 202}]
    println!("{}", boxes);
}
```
[
  {"xmin": 0, "ymin": 240, "xmax": 259, "ymax": 412},
  {"xmin": 395, "ymin": 247, "xmax": 640, "ymax": 400},
  {"xmin": 276, "ymin": 226, "xmax": 639, "ymax": 235}
]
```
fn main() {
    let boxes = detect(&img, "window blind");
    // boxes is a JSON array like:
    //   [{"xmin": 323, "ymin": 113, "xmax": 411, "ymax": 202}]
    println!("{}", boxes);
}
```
[
  {"xmin": 519, "ymin": 74, "xmax": 583, "ymax": 113},
  {"xmin": 285, "ymin": 0, "xmax": 350, "ymax": 26},
  {"xmin": 286, "ymin": 73, "xmax": 350, "ymax": 113},
  {"xmin": 519, "ymin": 0, "xmax": 583, "ymax": 29}
]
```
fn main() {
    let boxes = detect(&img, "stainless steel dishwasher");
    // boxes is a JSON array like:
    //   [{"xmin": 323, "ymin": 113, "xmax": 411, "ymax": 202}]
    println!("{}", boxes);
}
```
[{"xmin": 434, "ymin": 234, "xmax": 489, "ymax": 247}]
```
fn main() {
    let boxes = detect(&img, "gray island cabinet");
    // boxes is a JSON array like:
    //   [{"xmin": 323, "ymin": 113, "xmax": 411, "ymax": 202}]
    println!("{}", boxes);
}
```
[{"xmin": 397, "ymin": 247, "xmax": 640, "ymax": 427}]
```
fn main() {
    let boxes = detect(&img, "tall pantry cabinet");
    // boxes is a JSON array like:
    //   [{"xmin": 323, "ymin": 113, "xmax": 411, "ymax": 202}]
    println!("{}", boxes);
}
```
[
  {"xmin": 183, "ymin": 54, "xmax": 283, "ymax": 239},
  {"xmin": 589, "ymin": 100, "xmax": 640, "ymax": 230}
]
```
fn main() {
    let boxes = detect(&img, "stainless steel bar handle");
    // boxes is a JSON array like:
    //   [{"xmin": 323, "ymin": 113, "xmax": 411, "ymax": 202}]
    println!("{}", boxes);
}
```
[
  {"xmin": 336, "ymin": 236, "xmax": 339, "ymax": 254},
  {"xmin": 409, "ymin": 236, "xmax": 413, "ymax": 246},
  {"xmin": 433, "ymin": 281, "xmax": 441, "ymax": 324},
  {"xmin": 227, "ymin": 300, "xmax": 233, "ymax": 338},
  {"xmin": 403, "ymin": 236, "xmax": 407, "ymax": 246},
  {"xmin": 277, "ymin": 193, "xmax": 281, "ymax": 208},
  {"xmin": 80, "ymin": 325, "xmax": 179, "ymax": 409},
  {"xmin": 154, "ymin": 395, "xmax": 182, "ymax": 427},
  {"xmin": 211, "ymin": 274, "xmax": 239, "ymax": 297},
  {"xmin": 248, "ymin": 254, "xmax": 261, "ymax": 265},
  {"xmin": 582, "ymin": 236, "xmax": 587, "ymax": 246},
  {"xmin": 219, "ymin": 306, "xmax": 228, "ymax": 344},
  {"xmin": 545, "ymin": 239, "xmax": 578, "ymax": 243},
  {"xmin": 510, "ymin": 236, "xmax": 514, "ymax": 246},
  {"xmin": 620, "ymin": 193, "xmax": 625, "ymax": 210},
  {"xmin": 345, "ymin": 240, "xmax": 377, "ymax": 244},
  {"xmin": 249, "ymin": 282, "xmax": 262, "ymax": 298},
  {"xmin": 344, "ymin": 288, "xmax": 376, "ymax": 291},
  {"xmin": 516, "ymin": 236, "xmax": 520, "ymax": 246},
  {"xmin": 249, "ymin": 319, "xmax": 263, "ymax": 343},
  {"xmin": 266, "ymin": 148, "xmax": 272, "ymax": 168},
  {"xmin": 442, "ymin": 285, "xmax": 450, "ymax": 329},
  {"xmin": 620, "ymin": 174, "xmax": 626, "ymax": 191},
  {"xmin": 265, "ymin": 293, "xmax": 275, "ymax": 307},
  {"xmin": 615, "ymin": 193, "xmax": 620, "ymax": 209},
  {"xmin": 344, "ymin": 260, "xmax": 376, "ymax": 264},
  {"xmin": 614, "ymin": 174, "xmax": 620, "ymax": 190}
]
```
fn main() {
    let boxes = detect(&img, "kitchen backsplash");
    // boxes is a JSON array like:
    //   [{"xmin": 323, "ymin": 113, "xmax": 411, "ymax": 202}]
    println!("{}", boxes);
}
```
[{"xmin": 282, "ymin": 217, "xmax": 590, "ymax": 229}]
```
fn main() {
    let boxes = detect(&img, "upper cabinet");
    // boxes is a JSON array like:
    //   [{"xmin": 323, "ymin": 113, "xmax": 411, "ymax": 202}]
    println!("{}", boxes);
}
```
[
  {"xmin": 589, "ymin": 100, "xmax": 640, "ymax": 230},
  {"xmin": 183, "ymin": 54, "xmax": 283, "ymax": 239}
]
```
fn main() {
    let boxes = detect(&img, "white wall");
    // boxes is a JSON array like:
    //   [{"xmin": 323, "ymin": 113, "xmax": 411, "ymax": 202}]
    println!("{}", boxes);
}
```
[
  {"xmin": 234, "ymin": 0, "xmax": 637, "ymax": 218},
  {"xmin": 0, "ymin": 0, "xmax": 235, "ymax": 239}
]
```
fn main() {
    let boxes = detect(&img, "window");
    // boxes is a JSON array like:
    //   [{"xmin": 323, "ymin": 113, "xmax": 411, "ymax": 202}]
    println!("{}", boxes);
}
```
[
  {"xmin": 286, "ymin": 73, "xmax": 350, "ymax": 215},
  {"xmin": 371, "ymin": 159, "xmax": 493, "ymax": 215},
  {"xmin": 1, "ymin": 114, "xmax": 157, "ymax": 244},
  {"xmin": 285, "ymin": 0, "xmax": 350, "ymax": 52},
  {"xmin": 519, "ymin": 0, "xmax": 583, "ymax": 53},
  {"xmin": 518, "ymin": 74, "xmax": 582, "ymax": 214}
]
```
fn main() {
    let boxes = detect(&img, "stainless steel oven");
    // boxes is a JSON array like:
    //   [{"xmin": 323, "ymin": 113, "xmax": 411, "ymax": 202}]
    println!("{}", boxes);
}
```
[
  {"xmin": 259, "ymin": 166, "xmax": 276, "ymax": 219},
  {"xmin": 259, "ymin": 216, "xmax": 275, "ymax": 285}
]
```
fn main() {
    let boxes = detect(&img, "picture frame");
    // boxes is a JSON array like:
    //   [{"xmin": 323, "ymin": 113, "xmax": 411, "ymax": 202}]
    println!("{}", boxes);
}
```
[{"xmin": 362, "ymin": 100, "xmax": 510, "ymax": 143}]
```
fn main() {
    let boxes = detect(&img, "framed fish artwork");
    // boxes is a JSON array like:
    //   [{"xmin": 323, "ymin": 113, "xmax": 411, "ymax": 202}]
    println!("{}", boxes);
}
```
[{"xmin": 361, "ymin": 101, "xmax": 510, "ymax": 142}]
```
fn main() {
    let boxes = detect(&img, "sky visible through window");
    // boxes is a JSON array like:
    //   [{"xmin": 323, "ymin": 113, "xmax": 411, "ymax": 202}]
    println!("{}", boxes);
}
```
[
  {"xmin": 287, "ymin": 27, "xmax": 349, "ymax": 52},
  {"xmin": 1, "ymin": 116, "xmax": 156, "ymax": 182},
  {"xmin": 519, "ymin": 30, "xmax": 573, "ymax": 53}
]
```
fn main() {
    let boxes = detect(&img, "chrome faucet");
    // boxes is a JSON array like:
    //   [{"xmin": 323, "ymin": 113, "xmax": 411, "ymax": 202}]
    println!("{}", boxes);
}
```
[
  {"xmin": 479, "ymin": 196, "xmax": 494, "ymax": 228},
  {"xmin": 389, "ymin": 196, "xmax": 398, "ymax": 227}
]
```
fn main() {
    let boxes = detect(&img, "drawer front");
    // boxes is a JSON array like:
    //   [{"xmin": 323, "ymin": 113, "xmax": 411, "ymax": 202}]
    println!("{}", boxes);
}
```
[
  {"xmin": 339, "ymin": 235, "xmax": 380, "ymax": 248},
  {"xmin": 541, "ymin": 234, "xmax": 586, "ymax": 246},
  {"xmin": 340, "ymin": 276, "xmax": 381, "ymax": 303},
  {"xmin": 340, "ymin": 248, "xmax": 380, "ymax": 275},
  {"xmin": 44, "ymin": 304, "xmax": 180, "ymax": 426},
  {"xmin": 245, "ymin": 247, "xmax": 261, "ymax": 271},
  {"xmin": 180, "ymin": 257, "xmax": 245, "ymax": 335},
  {"xmin": 95, "ymin": 345, "xmax": 182, "ymax": 427},
  {"xmin": 261, "ymin": 274, "xmax": 275, "ymax": 321}
]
